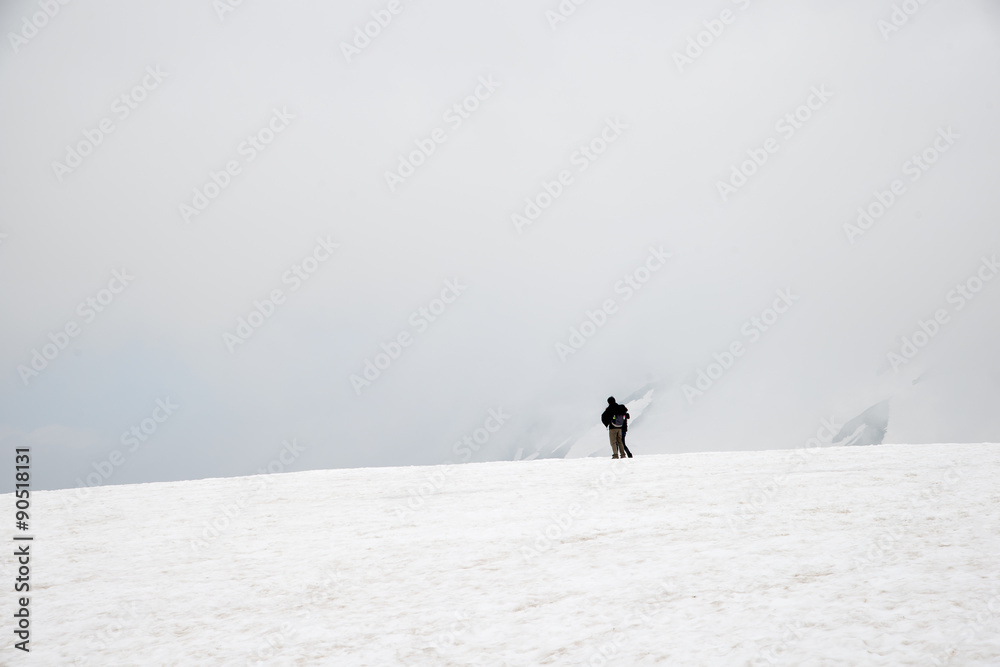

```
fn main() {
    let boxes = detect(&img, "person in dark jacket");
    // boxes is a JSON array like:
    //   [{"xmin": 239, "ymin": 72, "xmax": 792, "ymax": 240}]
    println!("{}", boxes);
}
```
[
  {"xmin": 601, "ymin": 397, "xmax": 631, "ymax": 459},
  {"xmin": 621, "ymin": 417, "xmax": 633, "ymax": 459}
]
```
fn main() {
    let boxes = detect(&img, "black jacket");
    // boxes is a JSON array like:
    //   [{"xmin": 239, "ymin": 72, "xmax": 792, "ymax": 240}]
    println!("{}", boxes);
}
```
[{"xmin": 601, "ymin": 402, "xmax": 629, "ymax": 430}]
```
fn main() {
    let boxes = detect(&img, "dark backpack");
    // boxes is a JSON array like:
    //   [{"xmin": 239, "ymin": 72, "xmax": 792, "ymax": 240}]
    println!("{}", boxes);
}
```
[{"xmin": 610, "ymin": 412, "xmax": 626, "ymax": 429}]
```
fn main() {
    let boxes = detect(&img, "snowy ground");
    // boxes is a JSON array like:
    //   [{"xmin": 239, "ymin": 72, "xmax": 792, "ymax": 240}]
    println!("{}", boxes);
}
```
[{"xmin": 3, "ymin": 442, "xmax": 1000, "ymax": 666}]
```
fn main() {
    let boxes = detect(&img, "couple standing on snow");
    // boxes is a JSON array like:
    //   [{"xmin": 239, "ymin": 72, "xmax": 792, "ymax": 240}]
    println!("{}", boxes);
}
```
[{"xmin": 601, "ymin": 397, "xmax": 633, "ymax": 459}]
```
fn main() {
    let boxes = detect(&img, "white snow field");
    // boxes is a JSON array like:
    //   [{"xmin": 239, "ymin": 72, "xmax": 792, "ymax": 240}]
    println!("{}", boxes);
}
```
[{"xmin": 5, "ymin": 442, "xmax": 1000, "ymax": 666}]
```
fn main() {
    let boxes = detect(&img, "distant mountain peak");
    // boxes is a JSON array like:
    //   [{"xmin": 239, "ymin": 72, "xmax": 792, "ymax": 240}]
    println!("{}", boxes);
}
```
[{"xmin": 832, "ymin": 400, "xmax": 890, "ymax": 447}]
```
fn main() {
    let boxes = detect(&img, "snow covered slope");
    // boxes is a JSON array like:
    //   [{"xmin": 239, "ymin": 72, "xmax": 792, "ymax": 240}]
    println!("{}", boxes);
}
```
[{"xmin": 4, "ymin": 443, "xmax": 999, "ymax": 665}]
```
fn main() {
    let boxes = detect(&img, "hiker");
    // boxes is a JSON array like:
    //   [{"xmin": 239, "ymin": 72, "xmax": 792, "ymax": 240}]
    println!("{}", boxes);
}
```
[
  {"xmin": 601, "ymin": 397, "xmax": 631, "ymax": 459},
  {"xmin": 621, "ymin": 417, "xmax": 633, "ymax": 459}
]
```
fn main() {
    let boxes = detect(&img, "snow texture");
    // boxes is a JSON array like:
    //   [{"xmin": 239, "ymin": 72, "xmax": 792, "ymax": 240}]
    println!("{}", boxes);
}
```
[{"xmin": 4, "ymin": 442, "xmax": 999, "ymax": 665}]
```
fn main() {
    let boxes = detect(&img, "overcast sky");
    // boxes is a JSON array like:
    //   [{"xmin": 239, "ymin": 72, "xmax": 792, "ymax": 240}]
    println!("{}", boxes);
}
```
[{"xmin": 2, "ymin": 0, "xmax": 999, "ymax": 492}]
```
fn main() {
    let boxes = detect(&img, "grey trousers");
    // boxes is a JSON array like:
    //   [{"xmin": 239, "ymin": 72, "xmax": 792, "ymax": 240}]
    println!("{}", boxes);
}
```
[{"xmin": 608, "ymin": 428, "xmax": 625, "ymax": 459}]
